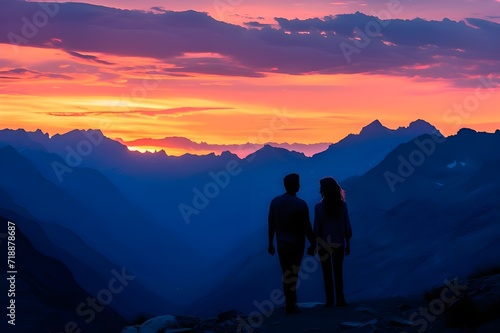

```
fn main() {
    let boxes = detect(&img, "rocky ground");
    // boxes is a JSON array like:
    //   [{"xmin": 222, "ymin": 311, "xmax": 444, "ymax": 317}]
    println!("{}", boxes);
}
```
[{"xmin": 121, "ymin": 273, "xmax": 500, "ymax": 333}]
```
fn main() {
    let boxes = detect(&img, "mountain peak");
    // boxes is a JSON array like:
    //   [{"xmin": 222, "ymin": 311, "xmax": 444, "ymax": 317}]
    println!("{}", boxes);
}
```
[
  {"xmin": 359, "ymin": 119, "xmax": 389, "ymax": 136},
  {"xmin": 409, "ymin": 119, "xmax": 430, "ymax": 126},
  {"xmin": 254, "ymin": 144, "xmax": 283, "ymax": 156},
  {"xmin": 408, "ymin": 119, "xmax": 437, "ymax": 131},
  {"xmin": 220, "ymin": 150, "xmax": 240, "ymax": 159},
  {"xmin": 53, "ymin": 128, "xmax": 104, "ymax": 139},
  {"xmin": 457, "ymin": 128, "xmax": 477, "ymax": 136},
  {"xmin": 246, "ymin": 144, "xmax": 305, "ymax": 161}
]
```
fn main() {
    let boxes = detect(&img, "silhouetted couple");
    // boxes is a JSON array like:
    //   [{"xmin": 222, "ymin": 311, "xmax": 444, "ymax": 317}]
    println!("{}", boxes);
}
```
[{"xmin": 268, "ymin": 173, "xmax": 352, "ymax": 314}]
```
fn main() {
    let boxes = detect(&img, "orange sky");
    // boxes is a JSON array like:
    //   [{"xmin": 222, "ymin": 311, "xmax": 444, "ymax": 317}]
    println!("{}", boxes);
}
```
[
  {"xmin": 1, "ymin": 44, "xmax": 498, "ymax": 145},
  {"xmin": 0, "ymin": 1, "xmax": 499, "ymax": 155}
]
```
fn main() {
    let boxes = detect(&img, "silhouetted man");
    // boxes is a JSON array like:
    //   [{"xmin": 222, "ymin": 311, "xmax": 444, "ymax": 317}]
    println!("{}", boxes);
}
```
[{"xmin": 268, "ymin": 173, "xmax": 316, "ymax": 314}]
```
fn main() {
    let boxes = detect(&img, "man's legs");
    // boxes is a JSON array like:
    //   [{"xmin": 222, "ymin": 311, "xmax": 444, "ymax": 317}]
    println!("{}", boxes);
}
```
[{"xmin": 278, "ymin": 244, "xmax": 303, "ymax": 313}]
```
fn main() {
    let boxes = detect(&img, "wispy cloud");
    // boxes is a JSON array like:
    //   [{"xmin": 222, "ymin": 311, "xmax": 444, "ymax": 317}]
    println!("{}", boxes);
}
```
[
  {"xmin": 0, "ymin": 67, "xmax": 73, "ymax": 80},
  {"xmin": 243, "ymin": 21, "xmax": 273, "ymax": 29},
  {"xmin": 66, "ymin": 50, "xmax": 115, "ymax": 65},
  {"xmin": 46, "ymin": 107, "xmax": 233, "ymax": 117}
]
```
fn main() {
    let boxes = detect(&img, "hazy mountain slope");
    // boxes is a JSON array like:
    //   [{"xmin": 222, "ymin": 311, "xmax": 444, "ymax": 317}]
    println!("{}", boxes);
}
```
[
  {"xmin": 344, "ymin": 129, "xmax": 500, "ymax": 211},
  {"xmin": 0, "ymin": 216, "xmax": 126, "ymax": 333},
  {"xmin": 338, "ymin": 129, "xmax": 500, "ymax": 297},
  {"xmin": 0, "ymin": 146, "xmax": 184, "ymax": 316},
  {"xmin": 309, "ymin": 119, "xmax": 441, "ymax": 180}
]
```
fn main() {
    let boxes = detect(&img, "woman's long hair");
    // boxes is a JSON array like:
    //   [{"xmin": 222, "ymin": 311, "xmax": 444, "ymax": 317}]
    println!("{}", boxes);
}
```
[{"xmin": 320, "ymin": 177, "xmax": 345, "ymax": 218}]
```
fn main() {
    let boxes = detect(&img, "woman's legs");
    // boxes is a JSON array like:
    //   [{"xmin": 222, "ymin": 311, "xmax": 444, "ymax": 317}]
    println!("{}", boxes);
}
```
[
  {"xmin": 318, "ymin": 247, "xmax": 334, "ymax": 306},
  {"xmin": 332, "ymin": 247, "xmax": 346, "ymax": 306}
]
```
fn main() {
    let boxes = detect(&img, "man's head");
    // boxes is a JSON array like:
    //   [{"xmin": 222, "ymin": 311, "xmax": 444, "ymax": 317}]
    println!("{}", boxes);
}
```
[{"xmin": 284, "ymin": 173, "xmax": 300, "ymax": 194}]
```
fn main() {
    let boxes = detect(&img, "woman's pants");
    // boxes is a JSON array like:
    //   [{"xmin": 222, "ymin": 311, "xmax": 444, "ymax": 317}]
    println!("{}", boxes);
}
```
[{"xmin": 318, "ymin": 246, "xmax": 345, "ymax": 305}]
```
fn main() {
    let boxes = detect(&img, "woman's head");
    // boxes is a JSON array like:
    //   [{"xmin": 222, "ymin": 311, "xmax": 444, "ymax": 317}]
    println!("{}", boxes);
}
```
[
  {"xmin": 319, "ymin": 177, "xmax": 345, "ymax": 201},
  {"xmin": 319, "ymin": 177, "xmax": 345, "ymax": 216}
]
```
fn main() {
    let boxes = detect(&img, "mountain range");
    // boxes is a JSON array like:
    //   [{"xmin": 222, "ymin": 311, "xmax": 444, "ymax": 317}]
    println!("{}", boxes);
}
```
[
  {"xmin": 114, "ymin": 119, "xmax": 439, "ymax": 158},
  {"xmin": 1, "ymin": 120, "xmax": 498, "ymax": 332},
  {"xmin": 115, "ymin": 136, "xmax": 331, "ymax": 158}
]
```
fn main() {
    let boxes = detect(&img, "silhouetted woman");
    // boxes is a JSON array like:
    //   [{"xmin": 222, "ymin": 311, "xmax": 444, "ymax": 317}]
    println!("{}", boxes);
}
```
[{"xmin": 313, "ymin": 177, "xmax": 352, "ymax": 307}]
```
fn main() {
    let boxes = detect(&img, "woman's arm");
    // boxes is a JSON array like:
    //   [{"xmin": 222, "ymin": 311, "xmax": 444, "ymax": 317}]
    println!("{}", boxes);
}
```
[{"xmin": 344, "ymin": 203, "xmax": 352, "ymax": 255}]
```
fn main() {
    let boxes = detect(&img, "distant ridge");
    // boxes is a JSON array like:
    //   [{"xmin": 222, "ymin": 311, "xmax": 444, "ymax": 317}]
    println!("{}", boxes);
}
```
[
  {"xmin": 0, "ymin": 120, "xmax": 442, "ymax": 180},
  {"xmin": 336, "ymin": 119, "xmax": 441, "ymax": 147},
  {"xmin": 1, "ymin": 119, "xmax": 441, "ymax": 159},
  {"xmin": 100, "ymin": 119, "xmax": 440, "ymax": 157},
  {"xmin": 116, "ymin": 136, "xmax": 331, "ymax": 158}
]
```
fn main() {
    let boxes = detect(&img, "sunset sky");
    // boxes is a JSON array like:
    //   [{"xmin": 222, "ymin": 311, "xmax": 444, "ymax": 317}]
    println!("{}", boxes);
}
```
[{"xmin": 0, "ymin": 0, "xmax": 499, "ymax": 155}]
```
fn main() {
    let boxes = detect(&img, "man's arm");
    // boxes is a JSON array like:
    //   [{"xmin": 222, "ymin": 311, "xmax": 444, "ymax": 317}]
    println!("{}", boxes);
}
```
[
  {"xmin": 303, "ymin": 203, "xmax": 316, "ymax": 249},
  {"xmin": 268, "ymin": 201, "xmax": 276, "ymax": 255},
  {"xmin": 313, "ymin": 204, "xmax": 319, "ymax": 237}
]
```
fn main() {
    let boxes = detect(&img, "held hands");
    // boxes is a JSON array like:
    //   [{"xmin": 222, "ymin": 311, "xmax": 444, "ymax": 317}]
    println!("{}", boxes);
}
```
[
  {"xmin": 345, "ymin": 245, "xmax": 351, "ymax": 256},
  {"xmin": 268, "ymin": 244, "xmax": 276, "ymax": 256},
  {"xmin": 269, "ymin": 244, "xmax": 322, "ymax": 256}
]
